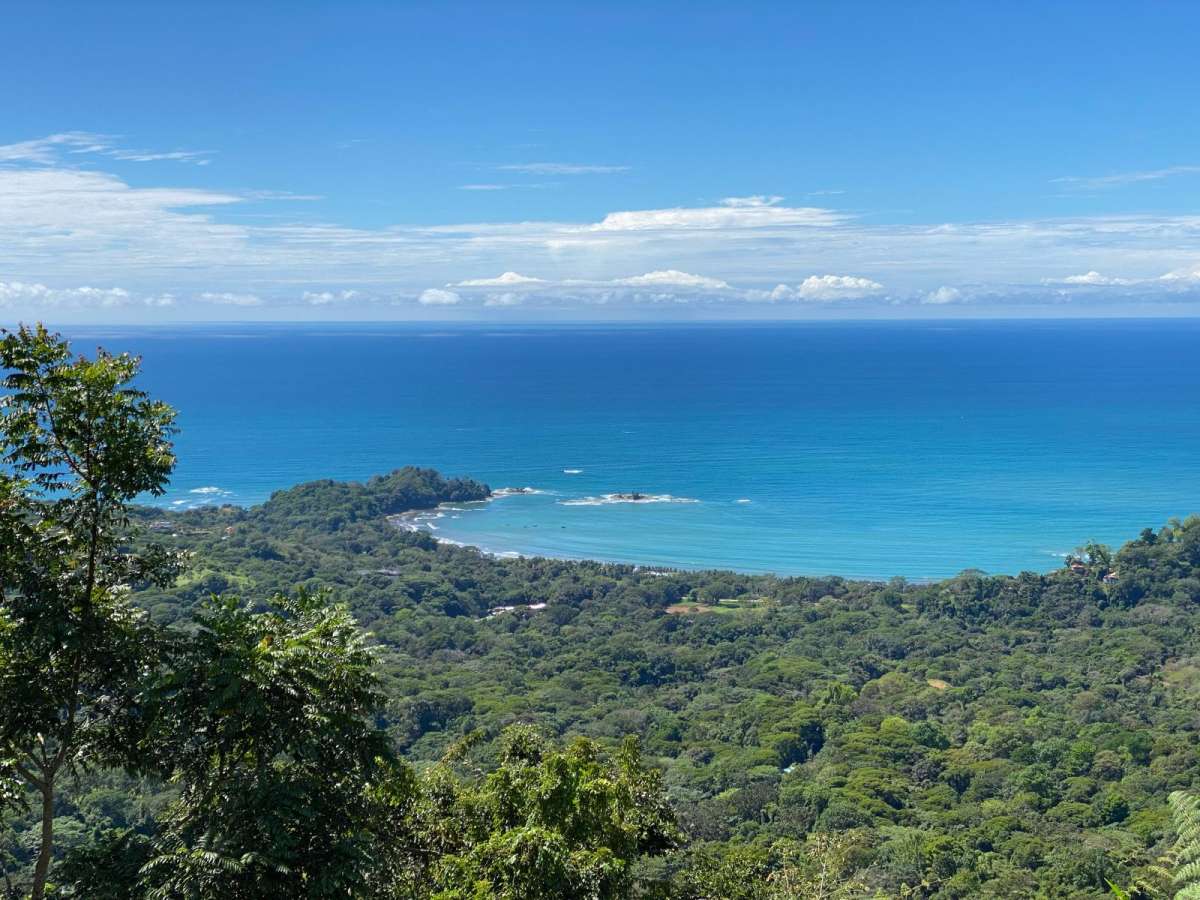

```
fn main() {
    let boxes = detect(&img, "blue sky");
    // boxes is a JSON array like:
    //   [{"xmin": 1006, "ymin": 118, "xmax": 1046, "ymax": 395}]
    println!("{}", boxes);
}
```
[{"xmin": 3, "ymin": 1, "xmax": 1200, "ymax": 320}]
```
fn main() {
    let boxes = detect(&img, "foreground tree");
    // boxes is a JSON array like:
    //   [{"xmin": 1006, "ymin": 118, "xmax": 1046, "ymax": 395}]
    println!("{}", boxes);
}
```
[
  {"xmin": 136, "ymin": 590, "xmax": 404, "ymax": 898},
  {"xmin": 64, "ymin": 603, "xmax": 682, "ymax": 900},
  {"xmin": 1169, "ymin": 791, "xmax": 1200, "ymax": 900},
  {"xmin": 0, "ymin": 325, "xmax": 178, "ymax": 899},
  {"xmin": 1109, "ymin": 791, "xmax": 1200, "ymax": 900}
]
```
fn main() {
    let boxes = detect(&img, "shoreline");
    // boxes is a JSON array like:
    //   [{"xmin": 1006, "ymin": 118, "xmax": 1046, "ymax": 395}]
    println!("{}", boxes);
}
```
[
  {"xmin": 154, "ymin": 486, "xmax": 1070, "ymax": 583},
  {"xmin": 386, "ymin": 497, "xmax": 973, "ymax": 584},
  {"xmin": 148, "ymin": 480, "xmax": 1164, "ymax": 584}
]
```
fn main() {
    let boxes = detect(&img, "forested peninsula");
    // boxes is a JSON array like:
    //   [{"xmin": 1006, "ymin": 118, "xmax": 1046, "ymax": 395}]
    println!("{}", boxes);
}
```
[{"xmin": 3, "ymin": 325, "xmax": 1200, "ymax": 899}]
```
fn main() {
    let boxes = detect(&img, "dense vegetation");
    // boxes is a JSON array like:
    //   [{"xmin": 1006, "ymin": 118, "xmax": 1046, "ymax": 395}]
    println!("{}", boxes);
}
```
[
  {"xmin": 123, "ymin": 486, "xmax": 1200, "ymax": 898},
  {"xmin": 3, "ymin": 325, "xmax": 1200, "ymax": 898}
]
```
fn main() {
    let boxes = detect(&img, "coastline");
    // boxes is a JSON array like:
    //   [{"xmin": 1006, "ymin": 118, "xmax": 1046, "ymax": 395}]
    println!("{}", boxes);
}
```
[
  {"xmin": 154, "ymin": 483, "xmax": 1097, "ymax": 582},
  {"xmin": 386, "ymin": 493, "xmax": 960, "ymax": 583},
  {"xmin": 119, "ymin": 321, "xmax": 1200, "ymax": 582},
  {"xmin": 148, "ymin": 479, "xmax": 1161, "ymax": 582}
]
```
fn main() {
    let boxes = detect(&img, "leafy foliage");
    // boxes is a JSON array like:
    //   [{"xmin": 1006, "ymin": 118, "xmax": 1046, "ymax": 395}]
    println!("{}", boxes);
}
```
[
  {"xmin": 408, "ymin": 726, "xmax": 679, "ymax": 899},
  {"xmin": 1171, "ymin": 791, "xmax": 1200, "ymax": 899},
  {"xmin": 0, "ymin": 324, "xmax": 179, "ymax": 899},
  {"xmin": 136, "ymin": 590, "xmax": 398, "ymax": 899},
  {"xmin": 115, "ymin": 485, "xmax": 1200, "ymax": 898}
]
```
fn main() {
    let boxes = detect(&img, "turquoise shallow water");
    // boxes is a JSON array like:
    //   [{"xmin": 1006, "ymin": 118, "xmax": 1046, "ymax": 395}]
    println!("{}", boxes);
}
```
[{"xmin": 59, "ymin": 320, "xmax": 1200, "ymax": 579}]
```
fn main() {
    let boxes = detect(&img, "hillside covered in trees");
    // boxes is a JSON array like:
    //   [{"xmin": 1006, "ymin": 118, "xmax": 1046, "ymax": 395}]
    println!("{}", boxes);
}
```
[
  {"xmin": 128, "ymin": 477, "xmax": 1200, "ymax": 898},
  {"xmin": 3, "ymin": 324, "xmax": 1200, "ymax": 899}
]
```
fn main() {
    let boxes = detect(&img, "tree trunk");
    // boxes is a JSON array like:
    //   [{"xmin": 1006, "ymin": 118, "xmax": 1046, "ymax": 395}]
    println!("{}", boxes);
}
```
[{"xmin": 30, "ymin": 775, "xmax": 53, "ymax": 900}]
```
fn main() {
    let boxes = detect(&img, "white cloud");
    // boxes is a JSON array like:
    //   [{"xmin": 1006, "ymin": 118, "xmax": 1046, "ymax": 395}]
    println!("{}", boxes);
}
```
[
  {"xmin": 453, "ymin": 271, "xmax": 544, "ymax": 287},
  {"xmin": 418, "ymin": 288, "xmax": 461, "ymax": 305},
  {"xmin": 7, "ymin": 135, "xmax": 1200, "ymax": 318},
  {"xmin": 0, "ymin": 280, "xmax": 170, "ymax": 309},
  {"xmin": 720, "ymin": 195, "xmax": 783, "ymax": 208},
  {"xmin": 0, "ymin": 132, "xmax": 109, "ymax": 164},
  {"xmin": 616, "ymin": 269, "xmax": 730, "ymax": 289},
  {"xmin": 1156, "ymin": 259, "xmax": 1195, "ymax": 280},
  {"xmin": 303, "ymin": 289, "xmax": 361, "ymax": 305},
  {"xmin": 1158, "ymin": 263, "xmax": 1200, "ymax": 284},
  {"xmin": 0, "ymin": 131, "xmax": 211, "ymax": 166},
  {"xmin": 590, "ymin": 202, "xmax": 841, "ymax": 231},
  {"xmin": 1053, "ymin": 165, "xmax": 1200, "ymax": 190},
  {"xmin": 243, "ymin": 190, "xmax": 323, "ymax": 201},
  {"xmin": 0, "ymin": 167, "xmax": 244, "ymax": 283},
  {"xmin": 923, "ymin": 286, "xmax": 963, "ymax": 305},
  {"xmin": 799, "ymin": 275, "xmax": 883, "ymax": 300},
  {"xmin": 440, "ymin": 269, "xmax": 734, "ymax": 308},
  {"xmin": 109, "ymin": 149, "xmax": 211, "ymax": 165},
  {"xmin": 0, "ymin": 281, "xmax": 51, "ymax": 305},
  {"xmin": 69, "ymin": 286, "xmax": 132, "ymax": 306},
  {"xmin": 1047, "ymin": 271, "xmax": 1135, "ymax": 286},
  {"xmin": 483, "ymin": 292, "xmax": 523, "ymax": 307},
  {"xmin": 769, "ymin": 275, "xmax": 884, "ymax": 302},
  {"xmin": 498, "ymin": 162, "xmax": 629, "ymax": 175},
  {"xmin": 200, "ymin": 291, "xmax": 262, "ymax": 306}
]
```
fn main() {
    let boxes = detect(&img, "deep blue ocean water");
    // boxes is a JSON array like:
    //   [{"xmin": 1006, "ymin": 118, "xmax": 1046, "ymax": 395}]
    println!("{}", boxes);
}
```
[{"xmin": 59, "ymin": 320, "xmax": 1200, "ymax": 579}]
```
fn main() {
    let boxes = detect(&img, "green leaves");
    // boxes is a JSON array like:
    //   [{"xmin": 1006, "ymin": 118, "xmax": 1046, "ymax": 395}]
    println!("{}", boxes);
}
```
[
  {"xmin": 137, "ymin": 590, "xmax": 402, "ymax": 899},
  {"xmin": 1, "ymin": 323, "xmax": 176, "ymax": 502},
  {"xmin": 1172, "ymin": 791, "xmax": 1200, "ymax": 900},
  {"xmin": 1, "ymin": 323, "xmax": 180, "ymax": 898},
  {"xmin": 406, "ymin": 725, "xmax": 679, "ymax": 900}
]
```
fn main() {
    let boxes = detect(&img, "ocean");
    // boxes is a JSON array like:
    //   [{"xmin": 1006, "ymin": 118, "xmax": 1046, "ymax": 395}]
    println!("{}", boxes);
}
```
[{"xmin": 59, "ymin": 319, "xmax": 1200, "ymax": 579}]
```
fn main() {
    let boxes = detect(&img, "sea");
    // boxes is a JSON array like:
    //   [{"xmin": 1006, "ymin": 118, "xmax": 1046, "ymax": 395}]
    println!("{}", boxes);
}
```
[{"xmin": 56, "ymin": 319, "xmax": 1200, "ymax": 580}]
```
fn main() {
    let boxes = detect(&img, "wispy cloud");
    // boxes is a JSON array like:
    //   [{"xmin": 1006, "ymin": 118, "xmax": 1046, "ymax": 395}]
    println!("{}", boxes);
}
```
[
  {"xmin": 438, "ymin": 269, "xmax": 883, "ymax": 308},
  {"xmin": 1052, "ymin": 165, "xmax": 1200, "ymax": 190},
  {"xmin": 1043, "ymin": 271, "xmax": 1135, "ymax": 286},
  {"xmin": 0, "ymin": 281, "xmax": 174, "ymax": 308},
  {"xmin": 589, "ymin": 199, "xmax": 842, "ymax": 232},
  {"xmin": 200, "ymin": 291, "xmax": 262, "ymax": 306},
  {"xmin": 0, "ymin": 132, "xmax": 108, "ymax": 164},
  {"xmin": 243, "ymin": 190, "xmax": 324, "ymax": 201},
  {"xmin": 498, "ymin": 162, "xmax": 629, "ymax": 175},
  {"xmin": 0, "ymin": 131, "xmax": 213, "ymax": 167},
  {"xmin": 5, "ymin": 136, "xmax": 1200, "ymax": 318},
  {"xmin": 483, "ymin": 292, "xmax": 523, "ymax": 307},
  {"xmin": 435, "ymin": 269, "xmax": 736, "ymax": 308},
  {"xmin": 453, "ymin": 272, "xmax": 545, "ymax": 287},
  {"xmin": 616, "ymin": 270, "xmax": 730, "ymax": 289},
  {"xmin": 719, "ymin": 195, "xmax": 783, "ymax": 208},
  {"xmin": 108, "ymin": 149, "xmax": 211, "ymax": 165},
  {"xmin": 418, "ymin": 288, "xmax": 461, "ymax": 305},
  {"xmin": 303, "ymin": 289, "xmax": 360, "ymax": 305},
  {"xmin": 1159, "ymin": 264, "xmax": 1200, "ymax": 285}
]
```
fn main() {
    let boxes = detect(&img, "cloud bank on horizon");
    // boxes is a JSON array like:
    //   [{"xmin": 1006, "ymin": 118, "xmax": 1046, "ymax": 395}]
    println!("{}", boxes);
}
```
[{"xmin": 3, "ymin": 132, "xmax": 1200, "ymax": 320}]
